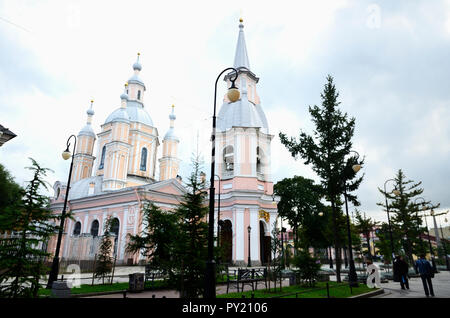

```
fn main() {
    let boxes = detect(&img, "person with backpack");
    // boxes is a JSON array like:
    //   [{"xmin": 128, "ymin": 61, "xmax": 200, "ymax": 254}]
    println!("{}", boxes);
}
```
[{"xmin": 415, "ymin": 255, "xmax": 435, "ymax": 297}]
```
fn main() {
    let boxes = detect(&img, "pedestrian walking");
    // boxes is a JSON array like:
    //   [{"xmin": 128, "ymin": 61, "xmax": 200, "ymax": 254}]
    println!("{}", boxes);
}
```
[
  {"xmin": 393, "ymin": 255, "xmax": 409, "ymax": 290},
  {"xmin": 415, "ymin": 254, "xmax": 435, "ymax": 297}
]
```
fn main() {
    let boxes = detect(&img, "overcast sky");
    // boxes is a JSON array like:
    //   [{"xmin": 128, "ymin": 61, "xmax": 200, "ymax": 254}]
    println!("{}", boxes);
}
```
[{"xmin": 1, "ymin": 0, "xmax": 449, "ymax": 227}]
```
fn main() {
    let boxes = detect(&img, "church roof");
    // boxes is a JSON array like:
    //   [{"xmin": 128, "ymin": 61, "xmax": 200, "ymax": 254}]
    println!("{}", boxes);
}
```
[
  {"xmin": 217, "ymin": 89, "xmax": 269, "ymax": 133},
  {"xmin": 217, "ymin": 19, "xmax": 269, "ymax": 134},
  {"xmin": 234, "ymin": 19, "xmax": 250, "ymax": 71},
  {"xmin": 104, "ymin": 101, "xmax": 154, "ymax": 127}
]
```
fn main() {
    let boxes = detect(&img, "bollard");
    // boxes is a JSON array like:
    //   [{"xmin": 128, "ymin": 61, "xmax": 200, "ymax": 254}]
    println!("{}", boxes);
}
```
[
  {"xmin": 123, "ymin": 291, "xmax": 127, "ymax": 298},
  {"xmin": 326, "ymin": 282, "xmax": 330, "ymax": 298},
  {"xmin": 152, "ymin": 295, "xmax": 155, "ymax": 298}
]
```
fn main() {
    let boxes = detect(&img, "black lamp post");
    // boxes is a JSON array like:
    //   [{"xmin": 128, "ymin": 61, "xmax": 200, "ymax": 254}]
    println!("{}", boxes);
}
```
[
  {"xmin": 281, "ymin": 227, "xmax": 286, "ymax": 269},
  {"xmin": 423, "ymin": 215, "xmax": 437, "ymax": 273},
  {"xmin": 247, "ymin": 226, "xmax": 252, "ymax": 267},
  {"xmin": 329, "ymin": 246, "xmax": 334, "ymax": 269},
  {"xmin": 439, "ymin": 216, "xmax": 450, "ymax": 270},
  {"xmin": 215, "ymin": 174, "xmax": 221, "ymax": 249},
  {"xmin": 205, "ymin": 67, "xmax": 240, "ymax": 299},
  {"xmin": 383, "ymin": 178, "xmax": 400, "ymax": 272},
  {"xmin": 414, "ymin": 197, "xmax": 426, "ymax": 274},
  {"xmin": 47, "ymin": 135, "xmax": 77, "ymax": 288},
  {"xmin": 342, "ymin": 150, "xmax": 361, "ymax": 287}
]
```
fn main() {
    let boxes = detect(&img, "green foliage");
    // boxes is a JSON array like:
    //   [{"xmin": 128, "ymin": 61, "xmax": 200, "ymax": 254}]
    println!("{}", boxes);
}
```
[
  {"xmin": 0, "ymin": 163, "xmax": 23, "ymax": 228},
  {"xmin": 126, "ymin": 202, "xmax": 178, "ymax": 275},
  {"xmin": 125, "ymin": 154, "xmax": 209, "ymax": 298},
  {"xmin": 279, "ymin": 75, "xmax": 364, "ymax": 282},
  {"xmin": 354, "ymin": 210, "xmax": 379, "ymax": 260},
  {"xmin": 293, "ymin": 249, "xmax": 322, "ymax": 287},
  {"xmin": 377, "ymin": 169, "xmax": 439, "ymax": 264},
  {"xmin": 173, "ymin": 155, "xmax": 209, "ymax": 298},
  {"xmin": 274, "ymin": 176, "xmax": 326, "ymax": 249},
  {"xmin": 94, "ymin": 216, "xmax": 114, "ymax": 284},
  {"xmin": 0, "ymin": 158, "xmax": 59, "ymax": 298}
]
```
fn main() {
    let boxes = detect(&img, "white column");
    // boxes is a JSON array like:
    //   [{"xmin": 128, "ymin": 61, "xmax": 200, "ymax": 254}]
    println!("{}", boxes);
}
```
[
  {"xmin": 250, "ymin": 209, "xmax": 259, "ymax": 262},
  {"xmin": 120, "ymin": 208, "xmax": 128, "ymax": 261},
  {"xmin": 235, "ymin": 209, "xmax": 244, "ymax": 261},
  {"xmin": 83, "ymin": 213, "xmax": 89, "ymax": 234}
]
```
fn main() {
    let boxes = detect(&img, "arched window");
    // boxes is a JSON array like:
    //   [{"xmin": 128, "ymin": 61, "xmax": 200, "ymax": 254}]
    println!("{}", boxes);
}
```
[
  {"xmin": 73, "ymin": 222, "xmax": 81, "ymax": 236},
  {"xmin": 140, "ymin": 147, "xmax": 147, "ymax": 171},
  {"xmin": 256, "ymin": 147, "xmax": 263, "ymax": 174},
  {"xmin": 223, "ymin": 146, "xmax": 234, "ymax": 172},
  {"xmin": 110, "ymin": 218, "xmax": 120, "ymax": 237},
  {"xmin": 99, "ymin": 146, "xmax": 106, "ymax": 169},
  {"xmin": 110, "ymin": 218, "xmax": 120, "ymax": 256},
  {"xmin": 90, "ymin": 220, "xmax": 99, "ymax": 237},
  {"xmin": 137, "ymin": 90, "xmax": 141, "ymax": 100}
]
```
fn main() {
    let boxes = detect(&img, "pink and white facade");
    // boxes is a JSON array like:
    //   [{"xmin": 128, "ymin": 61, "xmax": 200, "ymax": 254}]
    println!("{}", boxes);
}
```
[
  {"xmin": 48, "ymin": 19, "xmax": 279, "ymax": 266},
  {"xmin": 212, "ymin": 19, "xmax": 279, "ymax": 266},
  {"xmin": 48, "ymin": 54, "xmax": 184, "ymax": 265}
]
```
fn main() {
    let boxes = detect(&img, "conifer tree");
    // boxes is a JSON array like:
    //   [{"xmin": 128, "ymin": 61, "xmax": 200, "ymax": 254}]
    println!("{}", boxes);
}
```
[
  {"xmin": 377, "ymin": 169, "xmax": 439, "ymax": 266},
  {"xmin": 94, "ymin": 216, "xmax": 114, "ymax": 284},
  {"xmin": 0, "ymin": 158, "xmax": 60, "ymax": 298},
  {"xmin": 173, "ymin": 154, "xmax": 209, "ymax": 298},
  {"xmin": 354, "ymin": 210, "xmax": 379, "ymax": 261},
  {"xmin": 279, "ymin": 75, "xmax": 363, "ymax": 282},
  {"xmin": 126, "ymin": 202, "xmax": 178, "ymax": 278}
]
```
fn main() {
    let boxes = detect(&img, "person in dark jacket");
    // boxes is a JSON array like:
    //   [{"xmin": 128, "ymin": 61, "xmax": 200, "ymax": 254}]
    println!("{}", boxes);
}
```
[
  {"xmin": 393, "ymin": 255, "xmax": 409, "ymax": 290},
  {"xmin": 415, "ymin": 255, "xmax": 435, "ymax": 297}
]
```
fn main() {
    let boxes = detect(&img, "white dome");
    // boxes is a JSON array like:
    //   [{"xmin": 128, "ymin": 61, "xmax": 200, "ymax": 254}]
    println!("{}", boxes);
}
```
[
  {"xmin": 217, "ymin": 90, "xmax": 268, "ymax": 133},
  {"xmin": 68, "ymin": 176, "xmax": 103, "ymax": 200},
  {"xmin": 105, "ymin": 102, "xmax": 153, "ymax": 127}
]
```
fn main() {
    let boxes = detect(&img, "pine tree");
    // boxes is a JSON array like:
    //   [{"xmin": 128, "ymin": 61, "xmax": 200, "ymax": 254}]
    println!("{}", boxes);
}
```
[
  {"xmin": 377, "ymin": 169, "xmax": 439, "ymax": 266},
  {"xmin": 173, "ymin": 154, "xmax": 209, "ymax": 298},
  {"xmin": 94, "ymin": 216, "xmax": 114, "ymax": 284},
  {"xmin": 279, "ymin": 75, "xmax": 363, "ymax": 282},
  {"xmin": 0, "ymin": 158, "xmax": 60, "ymax": 298},
  {"xmin": 126, "ymin": 202, "xmax": 178, "ymax": 278},
  {"xmin": 354, "ymin": 210, "xmax": 379, "ymax": 261}
]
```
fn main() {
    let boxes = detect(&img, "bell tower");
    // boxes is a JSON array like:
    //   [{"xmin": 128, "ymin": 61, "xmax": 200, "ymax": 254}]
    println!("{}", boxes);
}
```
[{"xmin": 72, "ymin": 100, "xmax": 96, "ymax": 183}]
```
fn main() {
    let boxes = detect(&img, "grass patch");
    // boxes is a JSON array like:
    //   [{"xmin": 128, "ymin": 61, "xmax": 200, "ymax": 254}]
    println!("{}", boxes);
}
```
[
  {"xmin": 38, "ymin": 282, "xmax": 130, "ymax": 297},
  {"xmin": 217, "ymin": 281, "xmax": 377, "ymax": 298}
]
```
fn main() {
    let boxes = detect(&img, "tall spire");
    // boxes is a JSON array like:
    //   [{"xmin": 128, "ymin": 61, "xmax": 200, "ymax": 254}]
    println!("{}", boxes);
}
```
[
  {"xmin": 233, "ymin": 18, "xmax": 250, "ymax": 70},
  {"xmin": 86, "ymin": 100, "xmax": 94, "ymax": 124}
]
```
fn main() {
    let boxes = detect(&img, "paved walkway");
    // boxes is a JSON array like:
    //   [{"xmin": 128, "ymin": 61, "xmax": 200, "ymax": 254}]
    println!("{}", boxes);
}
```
[
  {"xmin": 85, "ymin": 279, "xmax": 290, "ymax": 298},
  {"xmin": 373, "ymin": 270, "xmax": 450, "ymax": 298}
]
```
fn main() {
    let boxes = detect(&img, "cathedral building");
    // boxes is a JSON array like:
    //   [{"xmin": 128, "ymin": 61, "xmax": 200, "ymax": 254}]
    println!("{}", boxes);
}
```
[{"xmin": 48, "ymin": 19, "xmax": 279, "ymax": 267}]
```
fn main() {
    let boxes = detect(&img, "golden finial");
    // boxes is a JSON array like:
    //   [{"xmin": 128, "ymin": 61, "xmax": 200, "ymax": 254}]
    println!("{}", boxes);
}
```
[
  {"xmin": 125, "ymin": 82, "xmax": 128, "ymax": 87},
  {"xmin": 239, "ymin": 18, "xmax": 243, "ymax": 23},
  {"xmin": 90, "ymin": 99, "xmax": 94, "ymax": 103},
  {"xmin": 137, "ymin": 52, "xmax": 140, "ymax": 56},
  {"xmin": 172, "ymin": 104, "xmax": 175, "ymax": 109}
]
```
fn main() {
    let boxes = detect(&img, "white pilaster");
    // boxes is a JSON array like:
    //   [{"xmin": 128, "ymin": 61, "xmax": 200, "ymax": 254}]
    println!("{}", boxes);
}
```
[
  {"xmin": 250, "ymin": 209, "xmax": 258, "ymax": 261},
  {"xmin": 235, "ymin": 209, "xmax": 244, "ymax": 261}
]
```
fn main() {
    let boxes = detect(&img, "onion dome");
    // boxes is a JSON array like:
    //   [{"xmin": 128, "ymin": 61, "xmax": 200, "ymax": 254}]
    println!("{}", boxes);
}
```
[
  {"xmin": 79, "ymin": 100, "xmax": 96, "ymax": 137},
  {"xmin": 163, "ymin": 105, "xmax": 179, "ymax": 141}
]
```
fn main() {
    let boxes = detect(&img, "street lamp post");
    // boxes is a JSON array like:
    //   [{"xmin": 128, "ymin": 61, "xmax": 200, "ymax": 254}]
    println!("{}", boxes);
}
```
[
  {"xmin": 247, "ymin": 226, "xmax": 252, "ymax": 267},
  {"xmin": 46, "ymin": 135, "xmax": 77, "ymax": 288},
  {"xmin": 440, "ymin": 216, "xmax": 450, "ymax": 270},
  {"xmin": 423, "ymin": 214, "xmax": 437, "ymax": 273},
  {"xmin": 342, "ymin": 150, "xmax": 362, "ymax": 287},
  {"xmin": 215, "ymin": 174, "xmax": 221, "ymax": 249},
  {"xmin": 281, "ymin": 227, "xmax": 286, "ymax": 269},
  {"xmin": 383, "ymin": 178, "xmax": 400, "ymax": 272},
  {"xmin": 205, "ymin": 67, "xmax": 240, "ymax": 299},
  {"xmin": 414, "ymin": 197, "xmax": 426, "ymax": 273}
]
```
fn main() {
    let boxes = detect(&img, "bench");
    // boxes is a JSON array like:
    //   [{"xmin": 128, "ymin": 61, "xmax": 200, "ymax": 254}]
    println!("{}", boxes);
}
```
[
  {"xmin": 144, "ymin": 265, "xmax": 167, "ymax": 288},
  {"xmin": 226, "ymin": 267, "xmax": 268, "ymax": 293}
]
